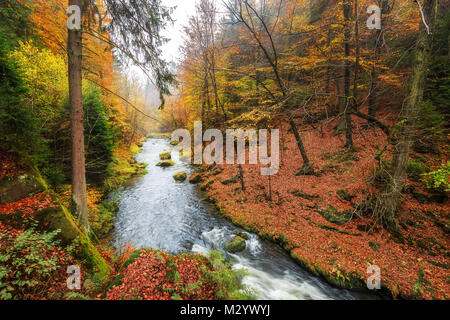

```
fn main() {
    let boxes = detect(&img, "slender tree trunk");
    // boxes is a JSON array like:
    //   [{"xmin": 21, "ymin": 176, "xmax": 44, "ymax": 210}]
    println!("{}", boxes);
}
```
[
  {"xmin": 289, "ymin": 118, "xmax": 313, "ymax": 174},
  {"xmin": 238, "ymin": 164, "xmax": 245, "ymax": 191},
  {"xmin": 343, "ymin": 0, "xmax": 354, "ymax": 149},
  {"xmin": 325, "ymin": 28, "xmax": 333, "ymax": 96},
  {"xmin": 374, "ymin": 0, "xmax": 438, "ymax": 231},
  {"xmin": 368, "ymin": 28, "xmax": 382, "ymax": 120},
  {"xmin": 68, "ymin": 0, "xmax": 89, "ymax": 231}
]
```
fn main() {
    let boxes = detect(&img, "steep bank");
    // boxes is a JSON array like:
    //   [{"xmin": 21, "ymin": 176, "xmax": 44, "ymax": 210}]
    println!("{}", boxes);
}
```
[{"xmin": 194, "ymin": 113, "xmax": 449, "ymax": 300}]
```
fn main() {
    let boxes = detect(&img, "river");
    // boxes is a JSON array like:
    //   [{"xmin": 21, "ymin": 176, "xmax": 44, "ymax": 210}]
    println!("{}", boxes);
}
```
[{"xmin": 113, "ymin": 138, "xmax": 369, "ymax": 300}]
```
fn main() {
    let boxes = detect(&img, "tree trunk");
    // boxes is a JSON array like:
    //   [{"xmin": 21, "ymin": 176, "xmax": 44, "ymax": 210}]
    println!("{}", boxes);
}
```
[
  {"xmin": 368, "ymin": 28, "xmax": 382, "ymax": 120},
  {"xmin": 374, "ymin": 0, "xmax": 438, "ymax": 231},
  {"xmin": 68, "ymin": 0, "xmax": 89, "ymax": 231},
  {"xmin": 343, "ymin": 0, "xmax": 354, "ymax": 149},
  {"xmin": 289, "ymin": 118, "xmax": 314, "ymax": 174}
]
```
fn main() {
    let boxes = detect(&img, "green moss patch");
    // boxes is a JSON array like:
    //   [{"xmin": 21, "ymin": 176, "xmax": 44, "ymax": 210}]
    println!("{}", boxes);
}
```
[
  {"xmin": 159, "ymin": 152, "xmax": 172, "ymax": 160},
  {"xmin": 156, "ymin": 160, "xmax": 175, "ymax": 167},
  {"xmin": 224, "ymin": 236, "xmax": 246, "ymax": 253},
  {"xmin": 173, "ymin": 172, "xmax": 187, "ymax": 182}
]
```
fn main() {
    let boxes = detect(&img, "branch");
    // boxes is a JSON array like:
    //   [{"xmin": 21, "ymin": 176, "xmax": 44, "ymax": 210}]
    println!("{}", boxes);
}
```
[{"xmin": 415, "ymin": 0, "xmax": 431, "ymax": 35}]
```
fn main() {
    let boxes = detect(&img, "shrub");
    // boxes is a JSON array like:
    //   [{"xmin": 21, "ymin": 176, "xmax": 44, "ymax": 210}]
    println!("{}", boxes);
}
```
[
  {"xmin": 0, "ymin": 224, "xmax": 74, "ymax": 300},
  {"xmin": 407, "ymin": 160, "xmax": 428, "ymax": 182},
  {"xmin": 83, "ymin": 85, "xmax": 115, "ymax": 183},
  {"xmin": 422, "ymin": 162, "xmax": 450, "ymax": 192},
  {"xmin": 0, "ymin": 34, "xmax": 45, "ymax": 164},
  {"xmin": 204, "ymin": 250, "xmax": 255, "ymax": 300}
]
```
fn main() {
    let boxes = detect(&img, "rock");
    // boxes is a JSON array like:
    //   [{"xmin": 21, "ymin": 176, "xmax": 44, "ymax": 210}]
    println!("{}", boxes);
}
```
[
  {"xmin": 173, "ymin": 172, "xmax": 187, "ymax": 182},
  {"xmin": 189, "ymin": 173, "xmax": 203, "ymax": 184},
  {"xmin": 0, "ymin": 173, "xmax": 46, "ymax": 204},
  {"xmin": 224, "ymin": 236, "xmax": 246, "ymax": 253},
  {"xmin": 235, "ymin": 230, "xmax": 249, "ymax": 240},
  {"xmin": 156, "ymin": 160, "xmax": 175, "ymax": 167},
  {"xmin": 35, "ymin": 205, "xmax": 112, "ymax": 278},
  {"xmin": 159, "ymin": 152, "xmax": 172, "ymax": 160}
]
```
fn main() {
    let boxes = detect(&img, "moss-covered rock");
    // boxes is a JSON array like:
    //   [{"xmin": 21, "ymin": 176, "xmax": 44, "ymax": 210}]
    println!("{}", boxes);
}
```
[
  {"xmin": 156, "ymin": 160, "xmax": 175, "ymax": 167},
  {"xmin": 159, "ymin": 152, "xmax": 172, "ymax": 160},
  {"xmin": 0, "ymin": 173, "xmax": 46, "ymax": 204},
  {"xmin": 173, "ymin": 172, "xmax": 187, "ymax": 182},
  {"xmin": 189, "ymin": 173, "xmax": 203, "ymax": 184},
  {"xmin": 35, "ymin": 204, "xmax": 112, "ymax": 279},
  {"xmin": 235, "ymin": 230, "xmax": 249, "ymax": 240},
  {"xmin": 224, "ymin": 236, "xmax": 246, "ymax": 253}
]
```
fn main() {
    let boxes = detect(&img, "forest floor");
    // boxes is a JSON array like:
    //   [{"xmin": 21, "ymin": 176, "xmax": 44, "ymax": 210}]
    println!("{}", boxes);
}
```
[
  {"xmin": 0, "ymin": 143, "xmax": 246, "ymax": 300},
  {"xmin": 196, "ymin": 108, "xmax": 449, "ymax": 300}
]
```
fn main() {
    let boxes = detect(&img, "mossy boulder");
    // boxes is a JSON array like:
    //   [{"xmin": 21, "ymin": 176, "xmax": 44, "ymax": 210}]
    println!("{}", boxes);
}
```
[
  {"xmin": 189, "ymin": 173, "xmax": 203, "ymax": 184},
  {"xmin": 156, "ymin": 160, "xmax": 175, "ymax": 167},
  {"xmin": 235, "ymin": 230, "xmax": 249, "ymax": 240},
  {"xmin": 0, "ymin": 173, "xmax": 46, "ymax": 204},
  {"xmin": 35, "ymin": 204, "xmax": 112, "ymax": 279},
  {"xmin": 159, "ymin": 152, "xmax": 172, "ymax": 160},
  {"xmin": 224, "ymin": 236, "xmax": 246, "ymax": 253},
  {"xmin": 173, "ymin": 172, "xmax": 187, "ymax": 182}
]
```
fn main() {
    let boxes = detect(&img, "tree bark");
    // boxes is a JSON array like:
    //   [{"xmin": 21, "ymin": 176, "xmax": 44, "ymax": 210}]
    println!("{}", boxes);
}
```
[
  {"xmin": 68, "ymin": 0, "xmax": 89, "ymax": 231},
  {"xmin": 343, "ymin": 0, "xmax": 354, "ymax": 149},
  {"xmin": 289, "ymin": 118, "xmax": 313, "ymax": 174},
  {"xmin": 374, "ymin": 0, "xmax": 438, "ymax": 231}
]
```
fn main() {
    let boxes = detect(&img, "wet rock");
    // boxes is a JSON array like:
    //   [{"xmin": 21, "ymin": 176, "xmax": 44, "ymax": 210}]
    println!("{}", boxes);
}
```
[
  {"xmin": 159, "ymin": 152, "xmax": 172, "ymax": 160},
  {"xmin": 224, "ymin": 236, "xmax": 246, "ymax": 253},
  {"xmin": 173, "ymin": 172, "xmax": 187, "ymax": 182},
  {"xmin": 156, "ymin": 160, "xmax": 175, "ymax": 167},
  {"xmin": 235, "ymin": 230, "xmax": 249, "ymax": 240}
]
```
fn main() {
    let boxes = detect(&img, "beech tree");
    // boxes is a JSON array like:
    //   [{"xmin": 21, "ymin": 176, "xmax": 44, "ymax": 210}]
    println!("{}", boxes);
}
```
[{"xmin": 224, "ymin": 0, "xmax": 314, "ymax": 174}]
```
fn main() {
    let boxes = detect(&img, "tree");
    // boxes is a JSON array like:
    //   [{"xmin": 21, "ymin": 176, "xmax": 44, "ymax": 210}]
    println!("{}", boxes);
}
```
[
  {"xmin": 224, "ymin": 0, "xmax": 314, "ymax": 174},
  {"xmin": 342, "ymin": 0, "xmax": 354, "ymax": 149},
  {"xmin": 67, "ymin": 0, "xmax": 175, "ymax": 231},
  {"xmin": 373, "ymin": 0, "xmax": 439, "ymax": 232},
  {"xmin": 67, "ymin": 0, "xmax": 88, "ymax": 230},
  {"xmin": 0, "ymin": 33, "xmax": 42, "ymax": 160}
]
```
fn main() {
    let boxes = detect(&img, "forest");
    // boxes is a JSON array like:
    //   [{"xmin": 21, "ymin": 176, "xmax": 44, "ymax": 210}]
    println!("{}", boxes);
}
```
[{"xmin": 0, "ymin": 0, "xmax": 448, "ymax": 302}]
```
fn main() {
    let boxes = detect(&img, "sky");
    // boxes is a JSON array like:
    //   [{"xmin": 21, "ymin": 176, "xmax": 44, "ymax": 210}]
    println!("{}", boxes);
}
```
[
  {"xmin": 161, "ymin": 0, "xmax": 198, "ymax": 64},
  {"xmin": 127, "ymin": 0, "xmax": 198, "ymax": 103}
]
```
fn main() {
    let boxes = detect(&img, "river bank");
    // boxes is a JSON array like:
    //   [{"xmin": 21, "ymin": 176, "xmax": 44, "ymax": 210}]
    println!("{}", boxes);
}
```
[
  {"xmin": 112, "ymin": 138, "xmax": 361, "ymax": 300},
  {"xmin": 191, "ymin": 115, "xmax": 449, "ymax": 300}
]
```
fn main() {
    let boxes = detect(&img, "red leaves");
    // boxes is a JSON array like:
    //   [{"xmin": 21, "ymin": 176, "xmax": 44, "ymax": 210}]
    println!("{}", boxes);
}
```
[
  {"xmin": 0, "ymin": 193, "xmax": 56, "ymax": 228},
  {"xmin": 107, "ymin": 251, "xmax": 216, "ymax": 300},
  {"xmin": 0, "ymin": 152, "xmax": 26, "ymax": 180},
  {"xmin": 201, "ymin": 114, "xmax": 450, "ymax": 300}
]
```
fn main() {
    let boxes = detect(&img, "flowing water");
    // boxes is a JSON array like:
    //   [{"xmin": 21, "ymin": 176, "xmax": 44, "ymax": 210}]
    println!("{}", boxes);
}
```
[{"xmin": 113, "ymin": 138, "xmax": 368, "ymax": 300}]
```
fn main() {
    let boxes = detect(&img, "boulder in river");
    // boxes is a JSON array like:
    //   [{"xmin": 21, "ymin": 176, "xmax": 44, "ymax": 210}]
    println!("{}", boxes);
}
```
[
  {"xmin": 189, "ymin": 173, "xmax": 203, "ymax": 184},
  {"xmin": 159, "ymin": 152, "xmax": 171, "ymax": 160},
  {"xmin": 173, "ymin": 172, "xmax": 187, "ymax": 182},
  {"xmin": 235, "ymin": 230, "xmax": 249, "ymax": 240},
  {"xmin": 156, "ymin": 160, "xmax": 175, "ymax": 167},
  {"xmin": 224, "ymin": 236, "xmax": 246, "ymax": 253}
]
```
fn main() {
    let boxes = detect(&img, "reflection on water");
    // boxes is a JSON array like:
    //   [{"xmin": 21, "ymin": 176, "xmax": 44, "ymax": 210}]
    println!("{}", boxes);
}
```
[{"xmin": 114, "ymin": 138, "xmax": 362, "ymax": 300}]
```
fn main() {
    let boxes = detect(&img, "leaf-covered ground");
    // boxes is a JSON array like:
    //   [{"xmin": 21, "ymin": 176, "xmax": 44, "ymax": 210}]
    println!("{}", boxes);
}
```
[
  {"xmin": 198, "ymin": 111, "xmax": 449, "ymax": 300},
  {"xmin": 106, "ymin": 249, "xmax": 217, "ymax": 300}
]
